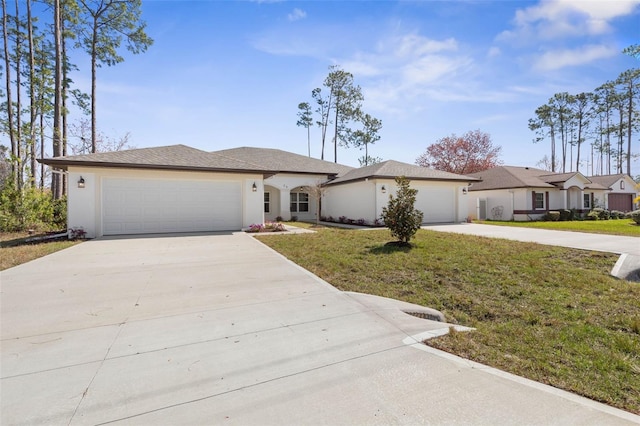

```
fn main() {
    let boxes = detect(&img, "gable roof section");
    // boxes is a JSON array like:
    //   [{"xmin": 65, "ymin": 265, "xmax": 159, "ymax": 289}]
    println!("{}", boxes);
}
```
[
  {"xmin": 40, "ymin": 144, "xmax": 273, "ymax": 175},
  {"xmin": 587, "ymin": 174, "xmax": 633, "ymax": 189},
  {"xmin": 327, "ymin": 160, "xmax": 479, "ymax": 185},
  {"xmin": 213, "ymin": 147, "xmax": 354, "ymax": 176},
  {"xmin": 469, "ymin": 166, "xmax": 608, "ymax": 191}
]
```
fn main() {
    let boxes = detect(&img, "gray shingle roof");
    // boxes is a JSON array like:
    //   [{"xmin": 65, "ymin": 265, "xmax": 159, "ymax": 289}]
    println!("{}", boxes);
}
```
[
  {"xmin": 40, "ymin": 144, "xmax": 272, "ymax": 174},
  {"xmin": 214, "ymin": 147, "xmax": 354, "ymax": 176},
  {"xmin": 586, "ymin": 174, "xmax": 630, "ymax": 189},
  {"xmin": 468, "ymin": 166, "xmax": 608, "ymax": 191},
  {"xmin": 327, "ymin": 160, "xmax": 479, "ymax": 185}
]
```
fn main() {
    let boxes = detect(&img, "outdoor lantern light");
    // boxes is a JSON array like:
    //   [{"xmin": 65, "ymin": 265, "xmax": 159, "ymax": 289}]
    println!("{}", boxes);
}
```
[
  {"xmin": 252, "ymin": 182, "xmax": 257, "ymax": 192},
  {"xmin": 381, "ymin": 185, "xmax": 386, "ymax": 193},
  {"xmin": 78, "ymin": 176, "xmax": 85, "ymax": 189}
]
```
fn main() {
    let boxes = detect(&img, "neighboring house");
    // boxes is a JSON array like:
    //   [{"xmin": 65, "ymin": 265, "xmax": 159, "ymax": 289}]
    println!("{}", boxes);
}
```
[
  {"xmin": 39, "ymin": 145, "xmax": 477, "ymax": 238},
  {"xmin": 586, "ymin": 174, "xmax": 638, "ymax": 212},
  {"xmin": 465, "ymin": 166, "xmax": 612, "ymax": 221},
  {"xmin": 323, "ymin": 160, "xmax": 479, "ymax": 225}
]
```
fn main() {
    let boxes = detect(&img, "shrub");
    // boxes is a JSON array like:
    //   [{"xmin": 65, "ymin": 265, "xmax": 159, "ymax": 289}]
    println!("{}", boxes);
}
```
[
  {"xmin": 586, "ymin": 210, "xmax": 600, "ymax": 220},
  {"xmin": 275, "ymin": 216, "xmax": 283, "ymax": 222},
  {"xmin": 630, "ymin": 210, "xmax": 640, "ymax": 225},
  {"xmin": 610, "ymin": 210, "xmax": 623, "ymax": 219},
  {"xmin": 356, "ymin": 218, "xmax": 367, "ymax": 226},
  {"xmin": 544, "ymin": 211, "xmax": 561, "ymax": 221},
  {"xmin": 290, "ymin": 215, "xmax": 298, "ymax": 222},
  {"xmin": 381, "ymin": 176, "xmax": 424, "ymax": 244},
  {"xmin": 589, "ymin": 208, "xmax": 610, "ymax": 220},
  {"xmin": 559, "ymin": 209, "xmax": 573, "ymax": 221},
  {"xmin": 338, "ymin": 216, "xmax": 348, "ymax": 223},
  {"xmin": 0, "ymin": 179, "xmax": 66, "ymax": 232}
]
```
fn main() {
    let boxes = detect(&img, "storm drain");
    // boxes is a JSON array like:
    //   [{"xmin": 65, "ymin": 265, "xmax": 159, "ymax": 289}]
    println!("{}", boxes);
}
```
[{"xmin": 403, "ymin": 311, "xmax": 443, "ymax": 322}]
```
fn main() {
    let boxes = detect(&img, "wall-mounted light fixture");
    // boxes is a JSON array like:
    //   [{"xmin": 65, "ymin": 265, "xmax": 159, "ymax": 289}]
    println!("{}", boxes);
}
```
[
  {"xmin": 78, "ymin": 176, "xmax": 85, "ymax": 189},
  {"xmin": 462, "ymin": 187, "xmax": 468, "ymax": 195},
  {"xmin": 381, "ymin": 185, "xmax": 386, "ymax": 194},
  {"xmin": 252, "ymin": 182, "xmax": 257, "ymax": 192}
]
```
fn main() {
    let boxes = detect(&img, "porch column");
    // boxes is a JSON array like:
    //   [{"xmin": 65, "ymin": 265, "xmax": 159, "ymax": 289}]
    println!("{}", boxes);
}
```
[
  {"xmin": 562, "ymin": 189, "xmax": 568, "ymax": 210},
  {"xmin": 279, "ymin": 188, "xmax": 291, "ymax": 221}
]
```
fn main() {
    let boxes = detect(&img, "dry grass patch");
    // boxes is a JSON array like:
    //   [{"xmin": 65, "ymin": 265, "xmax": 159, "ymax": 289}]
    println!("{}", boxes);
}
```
[
  {"xmin": 259, "ymin": 228, "xmax": 640, "ymax": 414},
  {"xmin": 0, "ymin": 232, "xmax": 80, "ymax": 271}
]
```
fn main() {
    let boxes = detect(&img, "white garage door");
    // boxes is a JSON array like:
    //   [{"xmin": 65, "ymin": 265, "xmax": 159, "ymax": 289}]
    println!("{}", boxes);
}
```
[
  {"xmin": 415, "ymin": 187, "xmax": 455, "ymax": 223},
  {"xmin": 102, "ymin": 178, "xmax": 242, "ymax": 235}
]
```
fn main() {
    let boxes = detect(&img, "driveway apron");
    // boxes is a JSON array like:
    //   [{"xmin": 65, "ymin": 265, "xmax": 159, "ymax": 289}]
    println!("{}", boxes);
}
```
[{"xmin": 1, "ymin": 232, "xmax": 638, "ymax": 425}]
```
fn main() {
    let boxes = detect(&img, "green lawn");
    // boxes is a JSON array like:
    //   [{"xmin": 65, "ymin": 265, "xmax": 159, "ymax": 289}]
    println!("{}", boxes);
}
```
[
  {"xmin": 477, "ymin": 218, "xmax": 640, "ymax": 236},
  {"xmin": 258, "ymin": 228, "xmax": 640, "ymax": 414}
]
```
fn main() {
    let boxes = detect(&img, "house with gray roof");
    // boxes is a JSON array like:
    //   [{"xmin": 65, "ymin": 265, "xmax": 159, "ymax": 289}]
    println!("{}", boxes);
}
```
[
  {"xmin": 464, "ymin": 166, "xmax": 637, "ymax": 221},
  {"xmin": 40, "ymin": 145, "xmax": 478, "ymax": 237},
  {"xmin": 586, "ymin": 174, "xmax": 638, "ymax": 212}
]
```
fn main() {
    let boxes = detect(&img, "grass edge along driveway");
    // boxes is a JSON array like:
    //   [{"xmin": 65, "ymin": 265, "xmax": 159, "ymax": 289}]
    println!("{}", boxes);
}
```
[{"xmin": 258, "ymin": 228, "xmax": 640, "ymax": 415}]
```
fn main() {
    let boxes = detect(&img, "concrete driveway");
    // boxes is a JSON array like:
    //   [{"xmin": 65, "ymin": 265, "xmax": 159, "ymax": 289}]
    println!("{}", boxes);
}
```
[{"xmin": 1, "ymin": 232, "xmax": 638, "ymax": 425}]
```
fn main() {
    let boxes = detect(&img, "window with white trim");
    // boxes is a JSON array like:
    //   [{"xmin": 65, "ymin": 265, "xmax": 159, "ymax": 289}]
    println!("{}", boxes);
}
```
[
  {"xmin": 583, "ymin": 193, "xmax": 591, "ymax": 209},
  {"xmin": 534, "ymin": 192, "xmax": 545, "ymax": 209},
  {"xmin": 264, "ymin": 192, "xmax": 270, "ymax": 213},
  {"xmin": 290, "ymin": 192, "xmax": 309, "ymax": 212}
]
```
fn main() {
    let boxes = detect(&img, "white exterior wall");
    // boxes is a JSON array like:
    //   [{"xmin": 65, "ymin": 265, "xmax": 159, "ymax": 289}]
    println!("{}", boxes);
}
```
[
  {"xmin": 324, "ymin": 179, "xmax": 469, "ymax": 224},
  {"xmin": 67, "ymin": 166, "xmax": 263, "ymax": 238},
  {"xmin": 323, "ymin": 180, "xmax": 377, "ymax": 223},
  {"xmin": 603, "ymin": 176, "xmax": 638, "ymax": 210},
  {"xmin": 263, "ymin": 173, "xmax": 328, "ymax": 221}
]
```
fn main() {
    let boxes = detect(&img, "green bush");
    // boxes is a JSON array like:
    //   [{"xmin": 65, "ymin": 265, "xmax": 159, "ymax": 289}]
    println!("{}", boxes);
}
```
[
  {"xmin": 586, "ymin": 210, "xmax": 600, "ymax": 220},
  {"xmin": 630, "ymin": 210, "xmax": 640, "ymax": 225},
  {"xmin": 588, "ymin": 208, "xmax": 610, "ymax": 220},
  {"xmin": 610, "ymin": 210, "xmax": 624, "ymax": 220},
  {"xmin": 544, "ymin": 211, "xmax": 561, "ymax": 221},
  {"xmin": 0, "ymin": 178, "xmax": 66, "ymax": 232},
  {"xmin": 559, "ymin": 209, "xmax": 574, "ymax": 221},
  {"xmin": 381, "ymin": 176, "xmax": 424, "ymax": 244}
]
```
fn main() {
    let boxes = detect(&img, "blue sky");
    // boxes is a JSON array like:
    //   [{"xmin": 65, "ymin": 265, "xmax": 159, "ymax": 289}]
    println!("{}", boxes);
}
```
[{"xmin": 61, "ymin": 0, "xmax": 639, "ymax": 175}]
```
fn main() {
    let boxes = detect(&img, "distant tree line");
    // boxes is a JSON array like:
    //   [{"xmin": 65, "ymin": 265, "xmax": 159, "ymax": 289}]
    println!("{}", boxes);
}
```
[
  {"xmin": 297, "ymin": 65, "xmax": 382, "ymax": 166},
  {"xmin": 1, "ymin": 0, "xmax": 152, "ymax": 199},
  {"xmin": 529, "ymin": 46, "xmax": 639, "ymax": 176}
]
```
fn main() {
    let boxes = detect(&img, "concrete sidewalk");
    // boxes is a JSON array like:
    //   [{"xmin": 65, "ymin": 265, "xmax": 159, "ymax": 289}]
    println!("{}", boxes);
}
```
[
  {"xmin": 424, "ymin": 223, "xmax": 639, "ymax": 256},
  {"xmin": 1, "ymin": 232, "xmax": 638, "ymax": 425}
]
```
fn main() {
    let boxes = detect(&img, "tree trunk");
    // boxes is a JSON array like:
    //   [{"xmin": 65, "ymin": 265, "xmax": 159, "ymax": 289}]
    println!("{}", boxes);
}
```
[
  {"xmin": 2, "ymin": 0, "xmax": 16, "ymax": 181},
  {"xmin": 27, "ymin": 0, "xmax": 36, "ymax": 187},
  {"xmin": 91, "ymin": 19, "xmax": 98, "ymax": 153},
  {"xmin": 626, "ymin": 81, "xmax": 633, "ymax": 176},
  {"xmin": 13, "ymin": 0, "xmax": 23, "ymax": 188},
  {"xmin": 52, "ymin": 0, "xmax": 63, "ymax": 198},
  {"xmin": 61, "ymin": 18, "xmax": 68, "ymax": 193}
]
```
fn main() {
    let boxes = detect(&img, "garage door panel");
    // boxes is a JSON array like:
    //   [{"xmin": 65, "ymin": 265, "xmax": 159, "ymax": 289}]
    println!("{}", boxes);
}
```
[
  {"xmin": 608, "ymin": 193, "xmax": 633, "ymax": 212},
  {"xmin": 415, "ymin": 188, "xmax": 455, "ymax": 223},
  {"xmin": 103, "ymin": 178, "xmax": 242, "ymax": 235}
]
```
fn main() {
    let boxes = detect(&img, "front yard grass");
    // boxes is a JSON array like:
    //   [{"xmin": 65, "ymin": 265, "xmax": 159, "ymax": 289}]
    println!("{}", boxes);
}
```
[
  {"xmin": 0, "ymin": 232, "xmax": 80, "ymax": 271},
  {"xmin": 258, "ymin": 228, "xmax": 640, "ymax": 414},
  {"xmin": 477, "ymin": 218, "xmax": 640, "ymax": 237}
]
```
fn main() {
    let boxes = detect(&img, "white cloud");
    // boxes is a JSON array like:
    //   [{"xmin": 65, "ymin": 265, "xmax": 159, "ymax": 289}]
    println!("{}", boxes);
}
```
[
  {"xmin": 287, "ymin": 8, "xmax": 306, "ymax": 22},
  {"xmin": 534, "ymin": 44, "xmax": 618, "ymax": 71},
  {"xmin": 487, "ymin": 46, "xmax": 501, "ymax": 58},
  {"xmin": 499, "ymin": 0, "xmax": 639, "ymax": 42}
]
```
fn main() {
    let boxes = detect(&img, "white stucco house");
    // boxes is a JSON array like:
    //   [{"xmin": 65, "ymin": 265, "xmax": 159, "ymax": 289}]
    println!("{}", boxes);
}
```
[
  {"xmin": 465, "ymin": 166, "xmax": 638, "ymax": 221},
  {"xmin": 40, "ymin": 144, "xmax": 478, "ymax": 238}
]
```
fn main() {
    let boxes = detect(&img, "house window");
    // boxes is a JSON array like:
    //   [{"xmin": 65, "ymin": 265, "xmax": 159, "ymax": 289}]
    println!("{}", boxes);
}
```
[
  {"xmin": 290, "ymin": 192, "xmax": 309, "ymax": 212},
  {"xmin": 583, "ymin": 193, "xmax": 591, "ymax": 209},
  {"xmin": 264, "ymin": 192, "xmax": 270, "ymax": 213},
  {"xmin": 620, "ymin": 181, "xmax": 625, "ymax": 190},
  {"xmin": 534, "ymin": 192, "xmax": 545, "ymax": 209}
]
